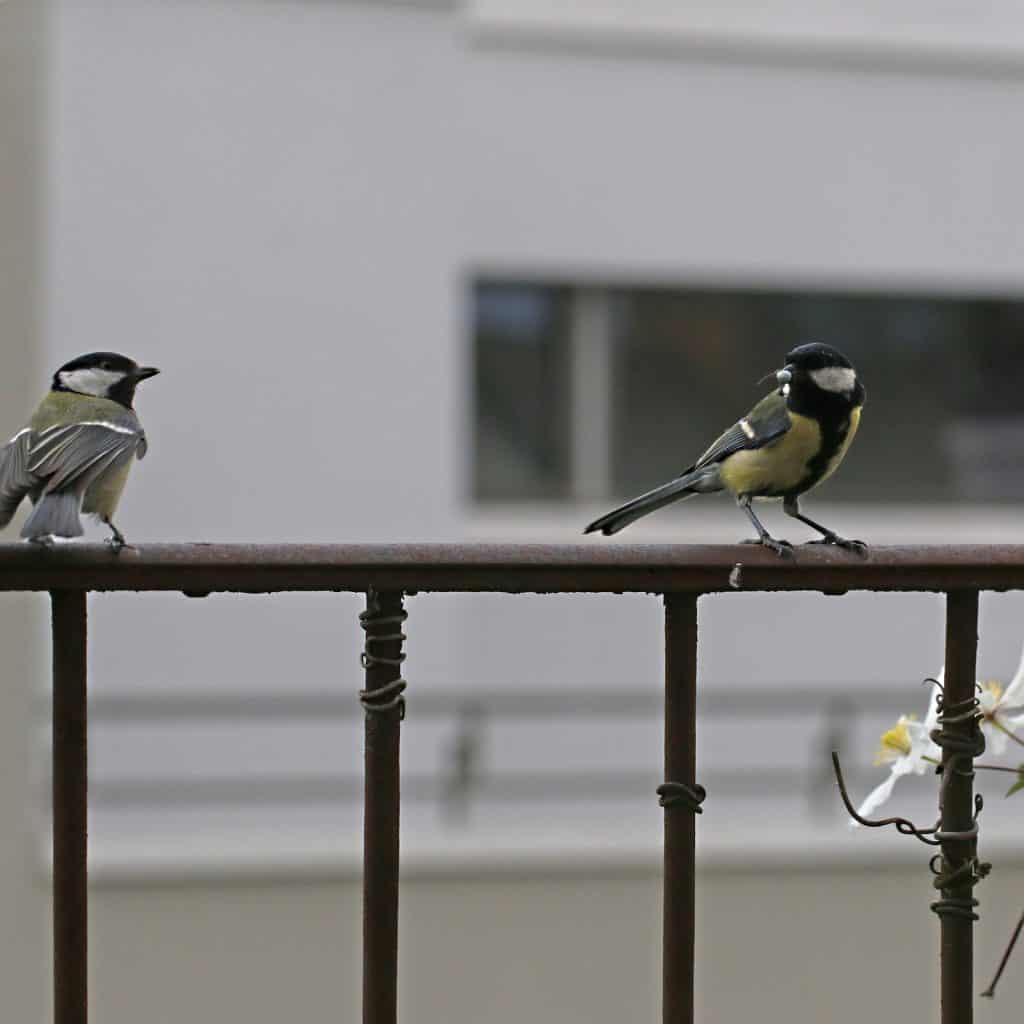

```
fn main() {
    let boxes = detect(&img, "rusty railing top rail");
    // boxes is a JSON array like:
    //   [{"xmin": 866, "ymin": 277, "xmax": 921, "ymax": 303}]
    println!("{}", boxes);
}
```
[{"xmin": 1, "ymin": 542, "xmax": 1024, "ymax": 594}]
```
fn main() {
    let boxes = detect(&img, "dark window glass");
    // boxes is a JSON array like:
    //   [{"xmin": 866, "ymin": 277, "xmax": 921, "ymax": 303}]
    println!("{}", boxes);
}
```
[{"xmin": 473, "ymin": 283, "xmax": 572, "ymax": 500}]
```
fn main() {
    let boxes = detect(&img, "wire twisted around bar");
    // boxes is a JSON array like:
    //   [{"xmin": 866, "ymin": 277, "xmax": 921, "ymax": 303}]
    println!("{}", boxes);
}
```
[
  {"xmin": 358, "ymin": 592, "xmax": 408, "ymax": 719},
  {"xmin": 832, "ymin": 752, "xmax": 942, "ymax": 845},
  {"xmin": 657, "ymin": 781, "xmax": 707, "ymax": 814},
  {"xmin": 928, "ymin": 690, "xmax": 990, "ymax": 923}
]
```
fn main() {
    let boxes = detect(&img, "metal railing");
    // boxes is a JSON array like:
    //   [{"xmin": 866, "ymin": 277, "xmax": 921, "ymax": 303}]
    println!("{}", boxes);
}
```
[{"xmin": 1, "ymin": 541, "xmax": 1015, "ymax": 1024}]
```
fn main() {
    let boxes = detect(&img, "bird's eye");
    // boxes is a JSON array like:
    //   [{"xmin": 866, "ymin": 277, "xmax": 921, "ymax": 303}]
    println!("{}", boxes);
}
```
[{"xmin": 100, "ymin": 361, "xmax": 112, "ymax": 370}]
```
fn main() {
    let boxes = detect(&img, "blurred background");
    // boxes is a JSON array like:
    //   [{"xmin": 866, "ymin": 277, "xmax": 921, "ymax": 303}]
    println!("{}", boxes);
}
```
[{"xmin": 3, "ymin": 1, "xmax": 1024, "ymax": 1021}]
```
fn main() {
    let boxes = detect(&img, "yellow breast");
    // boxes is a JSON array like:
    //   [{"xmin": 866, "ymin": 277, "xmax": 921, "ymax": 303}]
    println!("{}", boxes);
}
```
[{"xmin": 719, "ymin": 414, "xmax": 823, "ymax": 497}]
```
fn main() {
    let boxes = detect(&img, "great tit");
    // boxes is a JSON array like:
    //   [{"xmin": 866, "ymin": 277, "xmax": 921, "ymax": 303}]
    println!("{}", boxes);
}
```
[
  {"xmin": 584, "ymin": 342, "xmax": 865, "ymax": 556},
  {"xmin": 0, "ymin": 352, "xmax": 159, "ymax": 548}
]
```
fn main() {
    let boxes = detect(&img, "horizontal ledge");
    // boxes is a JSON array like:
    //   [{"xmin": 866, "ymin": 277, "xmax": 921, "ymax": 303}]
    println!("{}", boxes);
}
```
[
  {"xmin": 77, "ymin": 682, "xmax": 905, "ymax": 720},
  {"xmin": 67, "ymin": 829, "xmax": 1024, "ymax": 885},
  {"xmin": 470, "ymin": 12, "xmax": 1024, "ymax": 80},
  {"xmin": 0, "ymin": 542, "xmax": 1022, "ymax": 593}
]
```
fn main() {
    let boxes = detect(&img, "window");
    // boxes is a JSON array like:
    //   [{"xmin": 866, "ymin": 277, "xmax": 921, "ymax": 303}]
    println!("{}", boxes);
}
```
[
  {"xmin": 473, "ymin": 283, "xmax": 573, "ymax": 500},
  {"xmin": 473, "ymin": 280, "xmax": 1024, "ymax": 503}
]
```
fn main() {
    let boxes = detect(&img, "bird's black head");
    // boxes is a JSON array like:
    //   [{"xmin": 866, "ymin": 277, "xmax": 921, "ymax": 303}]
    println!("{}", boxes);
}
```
[
  {"xmin": 52, "ymin": 352, "xmax": 160, "ymax": 409},
  {"xmin": 775, "ymin": 342, "xmax": 863, "ymax": 410},
  {"xmin": 784, "ymin": 342, "xmax": 854, "ymax": 374}
]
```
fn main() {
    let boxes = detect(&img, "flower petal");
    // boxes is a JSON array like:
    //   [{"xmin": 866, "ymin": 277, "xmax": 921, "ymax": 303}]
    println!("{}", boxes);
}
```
[
  {"xmin": 983, "ymin": 719, "xmax": 1009, "ymax": 758},
  {"xmin": 1002, "ymin": 710, "xmax": 1024, "ymax": 735},
  {"xmin": 1003, "ymin": 641, "xmax": 1024, "ymax": 709},
  {"xmin": 905, "ymin": 711, "xmax": 941, "ymax": 773},
  {"xmin": 987, "ymin": 711, "xmax": 1024, "ymax": 757},
  {"xmin": 853, "ymin": 770, "xmax": 900, "ymax": 823}
]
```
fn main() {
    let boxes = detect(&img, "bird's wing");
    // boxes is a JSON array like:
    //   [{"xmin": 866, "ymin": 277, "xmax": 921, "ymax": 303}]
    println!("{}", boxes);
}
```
[
  {"xmin": 28, "ymin": 421, "xmax": 146, "ymax": 494},
  {"xmin": 0, "ymin": 428, "xmax": 38, "ymax": 526},
  {"xmin": 691, "ymin": 390, "xmax": 792, "ymax": 471}
]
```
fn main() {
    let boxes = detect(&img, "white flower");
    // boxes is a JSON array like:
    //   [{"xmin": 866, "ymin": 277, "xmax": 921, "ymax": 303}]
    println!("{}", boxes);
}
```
[
  {"xmin": 978, "ymin": 640, "xmax": 1024, "ymax": 756},
  {"xmin": 854, "ymin": 677, "xmax": 942, "ymax": 822},
  {"xmin": 853, "ymin": 645, "xmax": 1024, "ymax": 825}
]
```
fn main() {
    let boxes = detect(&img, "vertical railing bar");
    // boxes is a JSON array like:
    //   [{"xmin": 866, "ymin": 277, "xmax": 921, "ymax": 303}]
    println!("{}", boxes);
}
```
[
  {"xmin": 360, "ymin": 589, "xmax": 407, "ymax": 1024},
  {"xmin": 940, "ymin": 589, "xmax": 980, "ymax": 1024},
  {"xmin": 662, "ymin": 593, "xmax": 701, "ymax": 1024},
  {"xmin": 52, "ymin": 590, "xmax": 88, "ymax": 1024}
]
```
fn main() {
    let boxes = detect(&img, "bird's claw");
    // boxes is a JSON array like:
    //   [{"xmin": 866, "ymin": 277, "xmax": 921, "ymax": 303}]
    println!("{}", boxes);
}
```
[
  {"xmin": 805, "ymin": 535, "xmax": 868, "ymax": 557},
  {"xmin": 762, "ymin": 537, "xmax": 795, "ymax": 558},
  {"xmin": 103, "ymin": 519, "xmax": 131, "ymax": 553},
  {"xmin": 742, "ymin": 536, "xmax": 794, "ymax": 558}
]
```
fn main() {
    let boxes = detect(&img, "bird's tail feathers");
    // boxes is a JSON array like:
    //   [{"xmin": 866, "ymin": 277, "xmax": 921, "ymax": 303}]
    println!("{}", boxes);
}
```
[
  {"xmin": 21, "ymin": 492, "xmax": 83, "ymax": 541},
  {"xmin": 584, "ymin": 466, "xmax": 721, "ymax": 536}
]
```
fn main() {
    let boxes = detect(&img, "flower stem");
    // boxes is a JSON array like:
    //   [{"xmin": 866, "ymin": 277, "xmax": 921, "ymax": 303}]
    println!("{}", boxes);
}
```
[{"xmin": 981, "ymin": 908, "xmax": 1024, "ymax": 998}]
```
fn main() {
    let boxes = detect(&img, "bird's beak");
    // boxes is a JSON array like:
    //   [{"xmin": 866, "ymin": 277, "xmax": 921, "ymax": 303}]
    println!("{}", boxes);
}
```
[
  {"xmin": 133, "ymin": 367, "xmax": 160, "ymax": 382},
  {"xmin": 757, "ymin": 365, "xmax": 794, "ymax": 388}
]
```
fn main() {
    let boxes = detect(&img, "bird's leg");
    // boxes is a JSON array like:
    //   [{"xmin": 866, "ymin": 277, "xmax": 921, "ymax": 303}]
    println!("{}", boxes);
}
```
[
  {"xmin": 28, "ymin": 535, "xmax": 55, "ymax": 550},
  {"xmin": 783, "ymin": 497, "xmax": 867, "ymax": 555},
  {"xmin": 737, "ymin": 496, "xmax": 793, "ymax": 558},
  {"xmin": 102, "ymin": 517, "xmax": 129, "ymax": 553}
]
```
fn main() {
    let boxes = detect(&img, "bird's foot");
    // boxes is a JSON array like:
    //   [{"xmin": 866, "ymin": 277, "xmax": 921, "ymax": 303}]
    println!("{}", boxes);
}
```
[
  {"xmin": 104, "ymin": 521, "xmax": 130, "ymax": 553},
  {"xmin": 762, "ymin": 536, "xmax": 795, "ymax": 558},
  {"xmin": 28, "ymin": 535, "xmax": 55, "ymax": 550},
  {"xmin": 805, "ymin": 534, "xmax": 868, "ymax": 556},
  {"xmin": 741, "ymin": 536, "xmax": 794, "ymax": 558}
]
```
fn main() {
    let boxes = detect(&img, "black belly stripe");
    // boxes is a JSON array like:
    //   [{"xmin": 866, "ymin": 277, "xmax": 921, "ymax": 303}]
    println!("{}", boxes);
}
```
[
  {"xmin": 793, "ymin": 414, "xmax": 848, "ymax": 495},
  {"xmin": 781, "ymin": 374, "xmax": 864, "ymax": 498}
]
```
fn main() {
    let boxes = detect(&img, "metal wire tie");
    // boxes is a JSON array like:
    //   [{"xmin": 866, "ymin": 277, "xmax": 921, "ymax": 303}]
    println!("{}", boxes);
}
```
[{"xmin": 657, "ymin": 781, "xmax": 707, "ymax": 814}]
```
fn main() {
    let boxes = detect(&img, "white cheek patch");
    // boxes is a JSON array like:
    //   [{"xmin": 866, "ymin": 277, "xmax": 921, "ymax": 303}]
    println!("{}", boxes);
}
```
[
  {"xmin": 809, "ymin": 366, "xmax": 857, "ymax": 394},
  {"xmin": 58, "ymin": 367, "xmax": 125, "ymax": 397}
]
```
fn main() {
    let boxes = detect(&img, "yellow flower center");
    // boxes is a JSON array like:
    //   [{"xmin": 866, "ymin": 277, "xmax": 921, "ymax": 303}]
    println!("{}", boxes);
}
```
[
  {"xmin": 875, "ymin": 717, "xmax": 913, "ymax": 765},
  {"xmin": 979, "ymin": 681, "xmax": 1003, "ymax": 717}
]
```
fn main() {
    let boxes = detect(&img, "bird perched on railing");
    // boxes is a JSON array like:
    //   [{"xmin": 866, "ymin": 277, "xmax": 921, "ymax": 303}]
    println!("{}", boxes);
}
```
[
  {"xmin": 584, "ymin": 342, "xmax": 865, "ymax": 556},
  {"xmin": 0, "ymin": 352, "xmax": 159, "ymax": 549}
]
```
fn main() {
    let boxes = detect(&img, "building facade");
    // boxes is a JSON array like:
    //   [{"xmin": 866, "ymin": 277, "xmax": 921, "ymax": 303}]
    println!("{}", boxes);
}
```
[{"xmin": 4, "ymin": 1, "xmax": 1024, "ymax": 1020}]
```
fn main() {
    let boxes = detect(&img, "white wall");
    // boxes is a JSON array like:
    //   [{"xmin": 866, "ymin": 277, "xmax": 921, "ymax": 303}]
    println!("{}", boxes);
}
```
[
  {"xmin": 87, "ymin": 862, "xmax": 1024, "ymax": 1024},
  {"xmin": 48, "ymin": 0, "xmax": 461, "ymax": 543},
  {"xmin": 462, "ymin": 14, "xmax": 1024, "ymax": 289}
]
